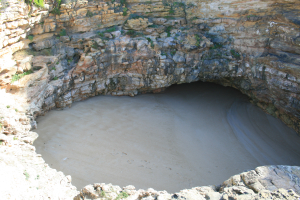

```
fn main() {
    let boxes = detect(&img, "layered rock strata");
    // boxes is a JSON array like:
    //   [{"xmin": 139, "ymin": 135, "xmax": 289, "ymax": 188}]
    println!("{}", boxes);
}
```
[
  {"xmin": 0, "ymin": 0, "xmax": 300, "ymax": 199},
  {"xmin": 1, "ymin": 0, "xmax": 300, "ymax": 133}
]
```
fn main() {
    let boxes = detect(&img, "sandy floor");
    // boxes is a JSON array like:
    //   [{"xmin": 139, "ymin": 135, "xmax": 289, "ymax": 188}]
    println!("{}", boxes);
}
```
[{"xmin": 34, "ymin": 82, "xmax": 300, "ymax": 193}]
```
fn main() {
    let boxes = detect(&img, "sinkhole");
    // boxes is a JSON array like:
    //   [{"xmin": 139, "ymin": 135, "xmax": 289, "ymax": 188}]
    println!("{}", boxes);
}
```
[{"xmin": 34, "ymin": 81, "xmax": 300, "ymax": 193}]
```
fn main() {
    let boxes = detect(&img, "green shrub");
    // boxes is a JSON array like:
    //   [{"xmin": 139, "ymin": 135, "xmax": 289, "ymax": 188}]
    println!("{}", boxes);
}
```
[
  {"xmin": 116, "ymin": 192, "xmax": 129, "ymax": 200},
  {"xmin": 51, "ymin": 7, "xmax": 61, "ymax": 15},
  {"xmin": 129, "ymin": 13, "xmax": 144, "ymax": 20},
  {"xmin": 210, "ymin": 43, "xmax": 223, "ymax": 49},
  {"xmin": 25, "ymin": 0, "xmax": 44, "ymax": 8},
  {"xmin": 146, "ymin": 38, "xmax": 154, "ymax": 49},
  {"xmin": 86, "ymin": 10, "xmax": 94, "ymax": 17},
  {"xmin": 148, "ymin": 24, "xmax": 158, "ymax": 28},
  {"xmin": 33, "ymin": 0, "xmax": 44, "ymax": 7},
  {"xmin": 11, "ymin": 70, "xmax": 33, "ymax": 83},
  {"xmin": 195, "ymin": 35, "xmax": 202, "ymax": 47},
  {"xmin": 105, "ymin": 26, "xmax": 117, "ymax": 33},
  {"xmin": 170, "ymin": 50, "xmax": 176, "ymax": 56},
  {"xmin": 173, "ymin": 2, "xmax": 184, "ymax": 7},
  {"xmin": 50, "ymin": 0, "xmax": 62, "ymax": 15},
  {"xmin": 98, "ymin": 32, "xmax": 104, "ymax": 37},
  {"xmin": 92, "ymin": 41, "xmax": 99, "ymax": 49},
  {"xmin": 53, "ymin": 77, "xmax": 58, "ymax": 80},
  {"xmin": 6, "ymin": 105, "xmax": 10, "ymax": 108},
  {"xmin": 230, "ymin": 49, "xmax": 241, "ymax": 59},
  {"xmin": 28, "ymin": 35, "xmax": 34, "ymax": 41},
  {"xmin": 126, "ymin": 30, "xmax": 135, "ymax": 36},
  {"xmin": 59, "ymin": 29, "xmax": 67, "ymax": 36},
  {"xmin": 123, "ymin": 7, "xmax": 128, "ymax": 16},
  {"xmin": 164, "ymin": 16, "xmax": 174, "ymax": 20},
  {"xmin": 165, "ymin": 26, "xmax": 172, "ymax": 37},
  {"xmin": 23, "ymin": 170, "xmax": 30, "ymax": 180},
  {"xmin": 100, "ymin": 191, "xmax": 106, "ymax": 197},
  {"xmin": 169, "ymin": 8, "xmax": 175, "ymax": 15},
  {"xmin": 120, "ymin": 0, "xmax": 127, "ymax": 6}
]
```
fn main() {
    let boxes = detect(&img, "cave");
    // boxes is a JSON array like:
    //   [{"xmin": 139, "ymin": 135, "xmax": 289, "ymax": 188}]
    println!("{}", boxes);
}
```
[
  {"xmin": 1, "ymin": 0, "xmax": 300, "ymax": 199},
  {"xmin": 34, "ymin": 81, "xmax": 300, "ymax": 193}
]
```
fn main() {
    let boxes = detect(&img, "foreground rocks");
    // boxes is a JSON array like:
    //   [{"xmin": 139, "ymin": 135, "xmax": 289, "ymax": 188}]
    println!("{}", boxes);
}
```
[{"xmin": 76, "ymin": 166, "xmax": 300, "ymax": 200}]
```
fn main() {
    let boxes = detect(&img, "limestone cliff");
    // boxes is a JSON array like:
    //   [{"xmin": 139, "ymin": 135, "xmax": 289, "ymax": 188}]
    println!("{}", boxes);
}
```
[
  {"xmin": 1, "ymin": 0, "xmax": 300, "ymax": 133},
  {"xmin": 0, "ymin": 0, "xmax": 300, "ymax": 199}
]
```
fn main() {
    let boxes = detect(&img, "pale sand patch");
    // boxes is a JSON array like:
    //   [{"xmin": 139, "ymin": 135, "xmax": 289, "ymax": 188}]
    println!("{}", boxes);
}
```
[{"xmin": 34, "ymin": 82, "xmax": 300, "ymax": 193}]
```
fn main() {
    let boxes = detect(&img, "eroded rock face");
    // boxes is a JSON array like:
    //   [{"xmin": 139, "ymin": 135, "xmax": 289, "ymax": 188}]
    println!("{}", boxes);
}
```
[
  {"xmin": 0, "ymin": 0, "xmax": 300, "ymax": 199},
  {"xmin": 75, "ymin": 166, "xmax": 300, "ymax": 200},
  {"xmin": 1, "ymin": 0, "xmax": 299, "ymax": 133}
]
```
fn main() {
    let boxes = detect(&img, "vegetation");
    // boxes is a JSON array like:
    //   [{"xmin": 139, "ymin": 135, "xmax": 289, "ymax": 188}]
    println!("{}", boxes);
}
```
[
  {"xmin": 50, "ymin": 0, "xmax": 62, "ymax": 15},
  {"xmin": 105, "ymin": 26, "xmax": 117, "ymax": 33},
  {"xmin": 210, "ymin": 43, "xmax": 223, "ymax": 49},
  {"xmin": 92, "ymin": 41, "xmax": 99, "ymax": 49},
  {"xmin": 6, "ymin": 105, "xmax": 10, "ymax": 108},
  {"xmin": 98, "ymin": 32, "xmax": 105, "ymax": 37},
  {"xmin": 120, "ymin": 0, "xmax": 127, "ymax": 6},
  {"xmin": 100, "ymin": 191, "xmax": 106, "ymax": 197},
  {"xmin": 59, "ymin": 29, "xmax": 67, "ymax": 36},
  {"xmin": 23, "ymin": 170, "xmax": 30, "ymax": 180},
  {"xmin": 247, "ymin": 14, "xmax": 257, "ymax": 19},
  {"xmin": 129, "ymin": 13, "xmax": 144, "ymax": 20},
  {"xmin": 148, "ymin": 24, "xmax": 158, "ymax": 28},
  {"xmin": 170, "ymin": 49, "xmax": 176, "ymax": 56},
  {"xmin": 25, "ymin": 0, "xmax": 44, "ymax": 8},
  {"xmin": 230, "ymin": 49, "xmax": 241, "ymax": 59},
  {"xmin": 123, "ymin": 7, "xmax": 128, "ymax": 16},
  {"xmin": 11, "ymin": 70, "xmax": 33, "ymax": 83},
  {"xmin": 164, "ymin": 16, "xmax": 175, "ymax": 20},
  {"xmin": 86, "ymin": 10, "xmax": 94, "ymax": 17},
  {"xmin": 27, "ymin": 35, "xmax": 34, "ymax": 41},
  {"xmin": 165, "ymin": 26, "xmax": 172, "ymax": 37},
  {"xmin": 195, "ymin": 35, "xmax": 202, "ymax": 47},
  {"xmin": 126, "ymin": 30, "xmax": 136, "ymax": 36},
  {"xmin": 173, "ymin": 2, "xmax": 185, "ymax": 7},
  {"xmin": 146, "ymin": 38, "xmax": 154, "ymax": 49},
  {"xmin": 53, "ymin": 76, "xmax": 58, "ymax": 80},
  {"xmin": 169, "ymin": 7, "xmax": 175, "ymax": 15},
  {"xmin": 51, "ymin": 67, "xmax": 56, "ymax": 71},
  {"xmin": 116, "ymin": 192, "xmax": 129, "ymax": 200}
]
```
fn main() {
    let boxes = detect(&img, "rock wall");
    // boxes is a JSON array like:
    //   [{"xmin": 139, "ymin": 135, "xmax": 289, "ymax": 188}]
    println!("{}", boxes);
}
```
[
  {"xmin": 1, "ymin": 0, "xmax": 300, "ymax": 133},
  {"xmin": 0, "ymin": 0, "xmax": 300, "ymax": 199}
]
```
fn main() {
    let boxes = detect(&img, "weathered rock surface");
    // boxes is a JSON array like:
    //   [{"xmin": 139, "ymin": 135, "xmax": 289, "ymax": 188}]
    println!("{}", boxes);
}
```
[
  {"xmin": 0, "ymin": 0, "xmax": 300, "ymax": 199},
  {"xmin": 75, "ymin": 166, "xmax": 300, "ymax": 200}
]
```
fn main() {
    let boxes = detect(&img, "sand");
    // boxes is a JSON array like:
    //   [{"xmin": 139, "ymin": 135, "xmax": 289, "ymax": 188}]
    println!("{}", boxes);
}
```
[{"xmin": 34, "ymin": 82, "xmax": 300, "ymax": 193}]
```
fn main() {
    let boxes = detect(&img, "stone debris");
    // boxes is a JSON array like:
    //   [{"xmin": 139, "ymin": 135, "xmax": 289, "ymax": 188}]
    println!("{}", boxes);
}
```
[{"xmin": 75, "ymin": 167, "xmax": 300, "ymax": 199}]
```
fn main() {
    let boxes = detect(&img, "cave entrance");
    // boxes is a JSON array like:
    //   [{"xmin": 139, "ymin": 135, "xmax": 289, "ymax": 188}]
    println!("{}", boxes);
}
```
[{"xmin": 34, "ymin": 81, "xmax": 300, "ymax": 193}]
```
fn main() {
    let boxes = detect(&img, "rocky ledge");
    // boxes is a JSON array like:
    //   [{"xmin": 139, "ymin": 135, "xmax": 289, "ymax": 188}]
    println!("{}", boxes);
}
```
[{"xmin": 76, "ymin": 165, "xmax": 300, "ymax": 200}]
